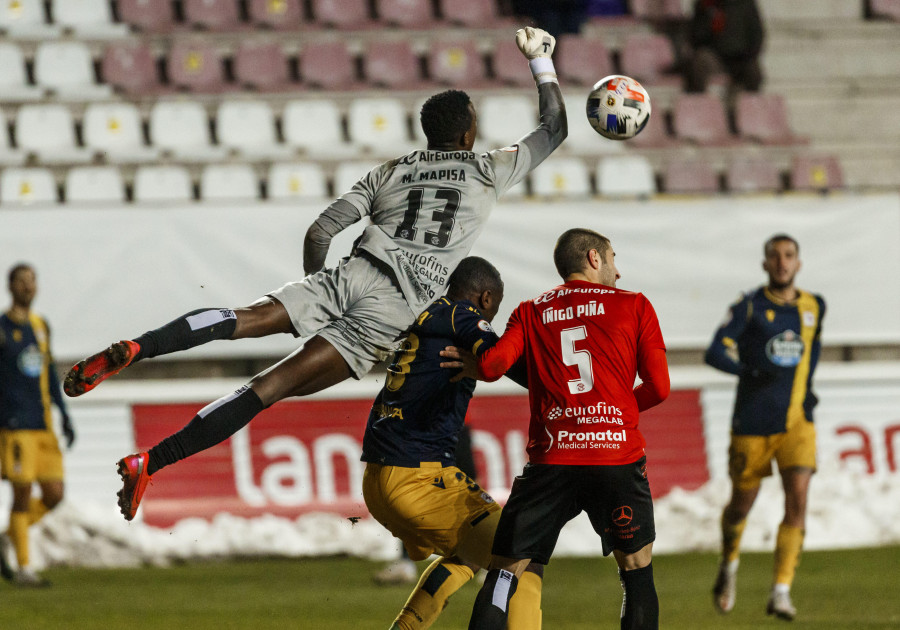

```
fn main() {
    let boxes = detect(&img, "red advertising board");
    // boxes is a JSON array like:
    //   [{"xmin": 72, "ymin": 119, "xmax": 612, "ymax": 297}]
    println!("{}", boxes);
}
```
[{"xmin": 133, "ymin": 391, "xmax": 709, "ymax": 528}]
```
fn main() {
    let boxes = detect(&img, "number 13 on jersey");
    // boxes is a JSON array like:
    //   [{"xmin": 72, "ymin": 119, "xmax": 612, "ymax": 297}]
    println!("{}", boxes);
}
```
[{"xmin": 393, "ymin": 187, "xmax": 461, "ymax": 248}]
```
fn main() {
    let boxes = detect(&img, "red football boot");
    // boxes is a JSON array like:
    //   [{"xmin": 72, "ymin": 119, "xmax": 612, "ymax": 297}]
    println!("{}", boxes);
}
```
[
  {"xmin": 64, "ymin": 340, "xmax": 140, "ymax": 397},
  {"xmin": 116, "ymin": 452, "xmax": 152, "ymax": 521}
]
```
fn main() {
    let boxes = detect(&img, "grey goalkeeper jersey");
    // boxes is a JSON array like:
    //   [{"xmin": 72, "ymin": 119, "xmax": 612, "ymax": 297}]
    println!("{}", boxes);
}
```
[{"xmin": 312, "ymin": 83, "xmax": 567, "ymax": 315}]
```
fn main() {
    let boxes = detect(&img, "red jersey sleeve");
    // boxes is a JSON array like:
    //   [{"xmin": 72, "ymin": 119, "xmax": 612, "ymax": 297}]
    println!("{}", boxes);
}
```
[
  {"xmin": 477, "ymin": 303, "xmax": 527, "ymax": 382},
  {"xmin": 633, "ymin": 295, "xmax": 669, "ymax": 411}
]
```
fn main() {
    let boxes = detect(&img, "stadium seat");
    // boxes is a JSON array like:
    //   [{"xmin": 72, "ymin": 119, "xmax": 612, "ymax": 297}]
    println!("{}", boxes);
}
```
[
  {"xmin": 628, "ymin": 108, "xmax": 678, "ymax": 148},
  {"xmin": 200, "ymin": 164, "xmax": 261, "ymax": 201},
  {"xmin": 149, "ymin": 101, "xmax": 228, "ymax": 161},
  {"xmin": 0, "ymin": 110, "xmax": 25, "ymax": 166},
  {"xmin": 33, "ymin": 42, "xmax": 113, "ymax": 100},
  {"xmin": 217, "ymin": 100, "xmax": 293, "ymax": 159},
  {"xmin": 725, "ymin": 158, "xmax": 782, "ymax": 193},
  {"xmin": 133, "ymin": 165, "xmax": 194, "ymax": 202},
  {"xmin": 556, "ymin": 35, "xmax": 615, "ymax": 87},
  {"xmin": 118, "ymin": 0, "xmax": 178, "ymax": 33},
  {"xmin": 492, "ymin": 40, "xmax": 533, "ymax": 87},
  {"xmin": 83, "ymin": 102, "xmax": 161, "ymax": 162},
  {"xmin": 333, "ymin": 161, "xmax": 381, "ymax": 195},
  {"xmin": 661, "ymin": 160, "xmax": 720, "ymax": 194},
  {"xmin": 282, "ymin": 99, "xmax": 354, "ymax": 157},
  {"xmin": 233, "ymin": 41, "xmax": 293, "ymax": 92},
  {"xmin": 790, "ymin": 155, "xmax": 844, "ymax": 191},
  {"xmin": 672, "ymin": 93, "xmax": 740, "ymax": 146},
  {"xmin": 51, "ymin": 0, "xmax": 130, "ymax": 38},
  {"xmin": 619, "ymin": 33, "xmax": 680, "ymax": 87},
  {"xmin": 531, "ymin": 157, "xmax": 592, "ymax": 198},
  {"xmin": 560, "ymin": 92, "xmax": 627, "ymax": 155},
  {"xmin": 268, "ymin": 162, "xmax": 329, "ymax": 199},
  {"xmin": 439, "ymin": 0, "xmax": 511, "ymax": 27},
  {"xmin": 248, "ymin": 0, "xmax": 304, "ymax": 29},
  {"xmin": 630, "ymin": 0, "xmax": 685, "ymax": 21},
  {"xmin": 299, "ymin": 40, "xmax": 359, "ymax": 90},
  {"xmin": 0, "ymin": 168, "xmax": 58, "ymax": 205},
  {"xmin": 596, "ymin": 155, "xmax": 656, "ymax": 197},
  {"xmin": 0, "ymin": 43, "xmax": 42, "ymax": 101},
  {"xmin": 347, "ymin": 97, "xmax": 415, "ymax": 154},
  {"xmin": 311, "ymin": 0, "xmax": 376, "ymax": 29},
  {"xmin": 167, "ymin": 40, "xmax": 230, "ymax": 93},
  {"xmin": 363, "ymin": 40, "xmax": 430, "ymax": 90},
  {"xmin": 101, "ymin": 43, "xmax": 166, "ymax": 96},
  {"xmin": 735, "ymin": 92, "xmax": 808, "ymax": 146},
  {"xmin": 183, "ymin": 0, "xmax": 243, "ymax": 31},
  {"xmin": 15, "ymin": 104, "xmax": 92, "ymax": 164},
  {"xmin": 428, "ymin": 39, "xmax": 490, "ymax": 87},
  {"xmin": 0, "ymin": 0, "xmax": 60, "ymax": 38},
  {"xmin": 377, "ymin": 0, "xmax": 438, "ymax": 28},
  {"xmin": 477, "ymin": 95, "xmax": 536, "ymax": 148},
  {"xmin": 869, "ymin": 0, "xmax": 900, "ymax": 20},
  {"xmin": 65, "ymin": 166, "xmax": 126, "ymax": 203}
]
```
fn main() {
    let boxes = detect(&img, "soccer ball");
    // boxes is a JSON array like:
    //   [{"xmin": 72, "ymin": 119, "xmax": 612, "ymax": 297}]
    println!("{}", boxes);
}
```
[{"xmin": 586, "ymin": 75, "xmax": 651, "ymax": 141}]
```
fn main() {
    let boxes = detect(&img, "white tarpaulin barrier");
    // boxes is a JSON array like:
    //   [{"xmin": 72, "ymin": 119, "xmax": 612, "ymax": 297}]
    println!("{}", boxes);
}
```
[{"xmin": 1, "ymin": 192, "xmax": 899, "ymax": 361}]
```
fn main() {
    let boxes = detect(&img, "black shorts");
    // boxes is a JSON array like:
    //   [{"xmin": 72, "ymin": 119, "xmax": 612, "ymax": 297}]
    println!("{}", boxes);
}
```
[{"xmin": 492, "ymin": 458, "xmax": 655, "ymax": 564}]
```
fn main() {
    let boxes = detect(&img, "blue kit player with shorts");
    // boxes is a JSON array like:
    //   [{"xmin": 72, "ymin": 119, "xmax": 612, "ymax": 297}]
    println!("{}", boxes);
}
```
[
  {"xmin": 361, "ymin": 256, "xmax": 541, "ymax": 630},
  {"xmin": 707, "ymin": 234, "xmax": 825, "ymax": 621},
  {"xmin": 0, "ymin": 263, "xmax": 76, "ymax": 587},
  {"xmin": 62, "ymin": 27, "xmax": 567, "ymax": 523}
]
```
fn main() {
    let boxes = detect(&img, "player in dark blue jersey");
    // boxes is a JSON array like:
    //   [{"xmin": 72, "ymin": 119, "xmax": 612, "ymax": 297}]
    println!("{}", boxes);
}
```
[
  {"xmin": 705, "ymin": 235, "xmax": 825, "ymax": 621},
  {"xmin": 0, "ymin": 263, "xmax": 75, "ymax": 586},
  {"xmin": 362, "ymin": 256, "xmax": 538, "ymax": 630}
]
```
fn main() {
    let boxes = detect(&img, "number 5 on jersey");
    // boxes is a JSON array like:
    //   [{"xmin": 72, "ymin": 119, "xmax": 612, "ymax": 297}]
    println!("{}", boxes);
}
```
[
  {"xmin": 561, "ymin": 326, "xmax": 594, "ymax": 394},
  {"xmin": 394, "ymin": 187, "xmax": 461, "ymax": 248}
]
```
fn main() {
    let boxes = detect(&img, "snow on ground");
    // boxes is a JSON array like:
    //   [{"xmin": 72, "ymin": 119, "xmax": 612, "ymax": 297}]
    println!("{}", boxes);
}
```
[{"xmin": 22, "ymin": 470, "xmax": 900, "ymax": 571}]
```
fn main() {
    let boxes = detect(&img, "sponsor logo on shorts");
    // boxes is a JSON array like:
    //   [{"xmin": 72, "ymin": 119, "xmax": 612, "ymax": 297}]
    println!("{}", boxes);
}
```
[{"xmin": 612, "ymin": 505, "xmax": 633, "ymax": 527}]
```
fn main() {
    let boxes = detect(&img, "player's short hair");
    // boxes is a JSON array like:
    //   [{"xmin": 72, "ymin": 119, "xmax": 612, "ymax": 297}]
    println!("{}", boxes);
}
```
[
  {"xmin": 764, "ymin": 233, "xmax": 799, "ymax": 256},
  {"xmin": 420, "ymin": 90, "xmax": 473, "ymax": 146},
  {"xmin": 7, "ymin": 262, "xmax": 33, "ymax": 286},
  {"xmin": 553, "ymin": 228, "xmax": 611, "ymax": 279},
  {"xmin": 447, "ymin": 256, "xmax": 503, "ymax": 298}
]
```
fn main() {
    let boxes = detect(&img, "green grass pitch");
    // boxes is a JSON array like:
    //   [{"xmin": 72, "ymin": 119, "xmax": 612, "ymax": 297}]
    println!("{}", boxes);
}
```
[{"xmin": 3, "ymin": 546, "xmax": 898, "ymax": 628}]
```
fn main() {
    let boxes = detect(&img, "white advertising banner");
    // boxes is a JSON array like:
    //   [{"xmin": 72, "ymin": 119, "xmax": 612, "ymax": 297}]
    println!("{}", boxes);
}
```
[{"xmin": 2, "ymin": 192, "xmax": 899, "ymax": 361}]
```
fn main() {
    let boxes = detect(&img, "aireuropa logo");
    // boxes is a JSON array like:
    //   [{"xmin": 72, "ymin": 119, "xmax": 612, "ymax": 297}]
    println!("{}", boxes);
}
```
[{"xmin": 612, "ymin": 505, "xmax": 633, "ymax": 527}]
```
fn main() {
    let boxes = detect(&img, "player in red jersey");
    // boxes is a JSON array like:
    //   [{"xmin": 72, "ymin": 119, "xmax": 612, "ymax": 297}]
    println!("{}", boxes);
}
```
[{"xmin": 460, "ymin": 228, "xmax": 670, "ymax": 630}]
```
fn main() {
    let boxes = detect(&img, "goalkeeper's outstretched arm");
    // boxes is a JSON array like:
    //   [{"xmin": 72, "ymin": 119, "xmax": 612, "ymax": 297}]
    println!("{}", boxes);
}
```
[{"xmin": 515, "ymin": 26, "xmax": 568, "ymax": 170}]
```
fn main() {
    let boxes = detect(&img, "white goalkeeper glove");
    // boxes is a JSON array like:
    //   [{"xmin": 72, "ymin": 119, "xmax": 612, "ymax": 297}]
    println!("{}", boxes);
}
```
[{"xmin": 515, "ymin": 27, "xmax": 558, "ymax": 85}]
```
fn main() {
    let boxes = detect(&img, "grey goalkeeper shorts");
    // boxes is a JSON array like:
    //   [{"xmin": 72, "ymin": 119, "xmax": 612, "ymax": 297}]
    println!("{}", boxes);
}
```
[{"xmin": 268, "ymin": 254, "xmax": 416, "ymax": 379}]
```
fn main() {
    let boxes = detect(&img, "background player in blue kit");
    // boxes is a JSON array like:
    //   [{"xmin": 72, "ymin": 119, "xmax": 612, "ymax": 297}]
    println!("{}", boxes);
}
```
[
  {"xmin": 362, "ymin": 256, "xmax": 540, "ymax": 630},
  {"xmin": 706, "ymin": 234, "xmax": 825, "ymax": 621},
  {"xmin": 0, "ymin": 263, "xmax": 76, "ymax": 587}
]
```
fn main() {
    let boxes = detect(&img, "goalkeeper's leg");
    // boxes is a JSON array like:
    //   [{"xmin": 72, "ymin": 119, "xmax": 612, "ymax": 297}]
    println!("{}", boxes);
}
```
[{"xmin": 65, "ymin": 297, "xmax": 292, "ymax": 396}]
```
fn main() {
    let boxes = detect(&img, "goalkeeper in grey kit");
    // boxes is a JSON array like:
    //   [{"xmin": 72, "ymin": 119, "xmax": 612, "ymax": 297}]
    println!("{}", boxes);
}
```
[{"xmin": 63, "ymin": 27, "xmax": 568, "ymax": 526}]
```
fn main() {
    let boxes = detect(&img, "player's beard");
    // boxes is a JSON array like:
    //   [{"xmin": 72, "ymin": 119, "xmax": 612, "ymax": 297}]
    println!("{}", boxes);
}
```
[{"xmin": 768, "ymin": 272, "xmax": 796, "ymax": 291}]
